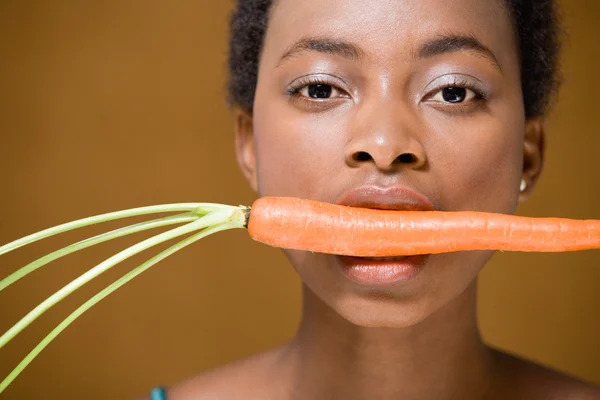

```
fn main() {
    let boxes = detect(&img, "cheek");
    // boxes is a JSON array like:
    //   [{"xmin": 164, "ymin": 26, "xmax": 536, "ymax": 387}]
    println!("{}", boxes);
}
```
[
  {"xmin": 431, "ymin": 117, "xmax": 524, "ymax": 213},
  {"xmin": 252, "ymin": 100, "xmax": 348, "ymax": 199}
]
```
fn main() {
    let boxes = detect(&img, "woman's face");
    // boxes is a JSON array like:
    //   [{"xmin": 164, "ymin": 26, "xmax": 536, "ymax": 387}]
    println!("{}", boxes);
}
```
[{"xmin": 237, "ymin": 0, "xmax": 542, "ymax": 327}]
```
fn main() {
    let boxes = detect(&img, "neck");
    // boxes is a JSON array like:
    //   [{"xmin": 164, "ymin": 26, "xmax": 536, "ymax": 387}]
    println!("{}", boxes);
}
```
[{"xmin": 279, "ymin": 281, "xmax": 495, "ymax": 400}]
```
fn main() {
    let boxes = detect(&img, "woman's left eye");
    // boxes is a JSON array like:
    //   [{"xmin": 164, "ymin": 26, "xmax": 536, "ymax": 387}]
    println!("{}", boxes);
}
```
[{"xmin": 430, "ymin": 86, "xmax": 477, "ymax": 104}]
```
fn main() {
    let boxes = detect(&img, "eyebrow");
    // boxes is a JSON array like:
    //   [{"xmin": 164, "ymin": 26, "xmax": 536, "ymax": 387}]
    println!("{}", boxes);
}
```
[
  {"xmin": 277, "ymin": 34, "xmax": 501, "ymax": 72},
  {"xmin": 277, "ymin": 37, "xmax": 365, "ymax": 66},
  {"xmin": 417, "ymin": 34, "xmax": 502, "ymax": 72}
]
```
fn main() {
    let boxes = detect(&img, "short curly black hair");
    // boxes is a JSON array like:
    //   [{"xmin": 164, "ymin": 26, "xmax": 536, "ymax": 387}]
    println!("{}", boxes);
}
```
[{"xmin": 228, "ymin": 0, "xmax": 562, "ymax": 118}]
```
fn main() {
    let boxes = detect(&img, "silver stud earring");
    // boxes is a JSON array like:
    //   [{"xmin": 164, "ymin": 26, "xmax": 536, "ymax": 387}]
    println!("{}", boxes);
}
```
[{"xmin": 520, "ymin": 179, "xmax": 527, "ymax": 192}]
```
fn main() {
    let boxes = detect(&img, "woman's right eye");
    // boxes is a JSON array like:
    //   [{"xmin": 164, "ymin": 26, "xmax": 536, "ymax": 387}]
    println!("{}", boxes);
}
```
[{"xmin": 297, "ymin": 84, "xmax": 345, "ymax": 99}]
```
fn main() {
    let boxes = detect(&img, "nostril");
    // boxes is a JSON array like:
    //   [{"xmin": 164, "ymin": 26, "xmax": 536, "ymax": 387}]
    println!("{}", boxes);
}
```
[
  {"xmin": 353, "ymin": 151, "xmax": 372, "ymax": 162},
  {"xmin": 396, "ymin": 153, "xmax": 417, "ymax": 164}
]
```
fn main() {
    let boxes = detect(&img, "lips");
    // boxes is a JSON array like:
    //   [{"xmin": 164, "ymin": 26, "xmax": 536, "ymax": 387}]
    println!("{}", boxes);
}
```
[
  {"xmin": 336, "ymin": 253, "xmax": 429, "ymax": 286},
  {"xmin": 335, "ymin": 185, "xmax": 436, "ymax": 212},
  {"xmin": 334, "ymin": 185, "xmax": 435, "ymax": 286},
  {"xmin": 362, "ymin": 256, "xmax": 407, "ymax": 261}
]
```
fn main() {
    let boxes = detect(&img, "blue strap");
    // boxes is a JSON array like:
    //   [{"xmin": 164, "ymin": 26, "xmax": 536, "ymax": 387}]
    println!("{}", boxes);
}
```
[{"xmin": 150, "ymin": 386, "xmax": 167, "ymax": 400}]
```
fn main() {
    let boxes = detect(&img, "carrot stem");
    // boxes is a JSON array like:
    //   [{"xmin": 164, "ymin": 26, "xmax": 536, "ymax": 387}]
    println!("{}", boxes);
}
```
[
  {"xmin": 0, "ymin": 208, "xmax": 246, "ymax": 351},
  {"xmin": 0, "ymin": 222, "xmax": 240, "ymax": 394},
  {"xmin": 0, "ymin": 203, "xmax": 236, "ymax": 257},
  {"xmin": 2, "ymin": 195, "xmax": 597, "ymax": 393},
  {"xmin": 0, "ymin": 212, "xmax": 198, "ymax": 292}
]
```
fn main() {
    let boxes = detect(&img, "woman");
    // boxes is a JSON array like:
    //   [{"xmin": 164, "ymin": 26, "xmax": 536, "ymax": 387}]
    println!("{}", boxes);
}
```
[{"xmin": 149, "ymin": 0, "xmax": 600, "ymax": 398}]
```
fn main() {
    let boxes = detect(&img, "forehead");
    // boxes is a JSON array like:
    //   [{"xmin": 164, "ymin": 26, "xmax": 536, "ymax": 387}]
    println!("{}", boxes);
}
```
[{"xmin": 263, "ymin": 0, "xmax": 516, "ymax": 68}]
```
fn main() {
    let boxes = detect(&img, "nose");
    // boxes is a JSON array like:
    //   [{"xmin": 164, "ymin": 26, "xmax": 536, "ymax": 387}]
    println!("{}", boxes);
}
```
[{"xmin": 344, "ymin": 104, "xmax": 427, "ymax": 171}]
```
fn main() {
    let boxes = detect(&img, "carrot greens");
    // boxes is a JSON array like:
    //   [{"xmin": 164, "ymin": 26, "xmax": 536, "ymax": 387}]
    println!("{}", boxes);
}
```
[
  {"xmin": 1, "ymin": 196, "xmax": 599, "ymax": 393},
  {"xmin": 0, "ymin": 203, "xmax": 248, "ymax": 393}
]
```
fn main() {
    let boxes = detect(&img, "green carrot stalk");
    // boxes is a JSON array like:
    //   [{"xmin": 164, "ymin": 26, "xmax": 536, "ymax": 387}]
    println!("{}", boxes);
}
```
[
  {"xmin": 0, "ymin": 208, "xmax": 245, "ymax": 351},
  {"xmin": 0, "ymin": 203, "xmax": 235, "ymax": 257},
  {"xmin": 0, "ymin": 222, "xmax": 240, "ymax": 393},
  {"xmin": 0, "ymin": 212, "xmax": 198, "ymax": 292}
]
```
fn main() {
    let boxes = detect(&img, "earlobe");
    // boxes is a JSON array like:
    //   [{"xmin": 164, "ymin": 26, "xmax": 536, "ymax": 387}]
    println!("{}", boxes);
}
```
[
  {"xmin": 233, "ymin": 106, "xmax": 258, "ymax": 193},
  {"xmin": 519, "ymin": 116, "xmax": 545, "ymax": 202}
]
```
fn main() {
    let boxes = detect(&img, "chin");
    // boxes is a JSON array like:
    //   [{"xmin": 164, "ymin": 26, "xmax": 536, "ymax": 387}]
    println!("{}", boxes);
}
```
[
  {"xmin": 331, "ymin": 292, "xmax": 439, "ymax": 328},
  {"xmin": 292, "ymin": 250, "xmax": 487, "ymax": 329}
]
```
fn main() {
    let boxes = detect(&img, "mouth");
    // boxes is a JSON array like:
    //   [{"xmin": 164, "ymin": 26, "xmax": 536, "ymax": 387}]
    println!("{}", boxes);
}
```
[
  {"xmin": 359, "ymin": 256, "xmax": 408, "ymax": 261},
  {"xmin": 336, "ymin": 254, "xmax": 429, "ymax": 287},
  {"xmin": 335, "ymin": 184, "xmax": 436, "ymax": 211},
  {"xmin": 333, "ymin": 184, "xmax": 435, "ymax": 286}
]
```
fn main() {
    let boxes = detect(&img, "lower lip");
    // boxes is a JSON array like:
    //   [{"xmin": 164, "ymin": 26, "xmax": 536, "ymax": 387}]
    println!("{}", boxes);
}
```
[{"xmin": 336, "ymin": 255, "xmax": 429, "ymax": 287}]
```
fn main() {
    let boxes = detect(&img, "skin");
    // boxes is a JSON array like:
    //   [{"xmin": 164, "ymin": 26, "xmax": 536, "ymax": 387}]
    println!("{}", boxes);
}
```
[{"xmin": 145, "ymin": 0, "xmax": 600, "ymax": 398}]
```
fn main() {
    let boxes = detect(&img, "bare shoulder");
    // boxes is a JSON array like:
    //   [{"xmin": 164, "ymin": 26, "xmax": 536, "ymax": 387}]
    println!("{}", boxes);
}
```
[
  {"xmin": 492, "ymin": 348, "xmax": 600, "ymax": 400},
  {"xmin": 159, "ymin": 345, "xmax": 289, "ymax": 400}
]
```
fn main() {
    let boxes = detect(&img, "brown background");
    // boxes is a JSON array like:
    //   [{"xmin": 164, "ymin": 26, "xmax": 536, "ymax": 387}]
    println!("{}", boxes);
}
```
[{"xmin": 0, "ymin": 1, "xmax": 598, "ymax": 399}]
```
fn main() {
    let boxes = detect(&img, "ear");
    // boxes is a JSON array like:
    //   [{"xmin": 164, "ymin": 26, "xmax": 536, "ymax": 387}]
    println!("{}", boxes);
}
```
[
  {"xmin": 233, "ymin": 106, "xmax": 258, "ymax": 193},
  {"xmin": 519, "ymin": 116, "xmax": 545, "ymax": 202}
]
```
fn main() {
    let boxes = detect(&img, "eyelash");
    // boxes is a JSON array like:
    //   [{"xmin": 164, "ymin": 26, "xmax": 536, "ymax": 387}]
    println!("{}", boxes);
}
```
[
  {"xmin": 428, "ymin": 78, "xmax": 488, "ymax": 102},
  {"xmin": 286, "ymin": 76, "xmax": 348, "ymax": 98},
  {"xmin": 285, "ymin": 76, "xmax": 489, "ymax": 108}
]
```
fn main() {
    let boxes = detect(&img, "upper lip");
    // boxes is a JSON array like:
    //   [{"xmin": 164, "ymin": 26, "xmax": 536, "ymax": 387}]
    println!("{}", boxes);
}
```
[{"xmin": 335, "ymin": 185, "xmax": 436, "ymax": 211}]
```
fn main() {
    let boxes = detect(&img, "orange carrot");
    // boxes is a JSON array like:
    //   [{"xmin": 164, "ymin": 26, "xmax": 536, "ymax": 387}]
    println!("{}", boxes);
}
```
[
  {"xmin": 247, "ymin": 197, "xmax": 600, "ymax": 256},
  {"xmin": 1, "ymin": 196, "xmax": 599, "ymax": 392}
]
